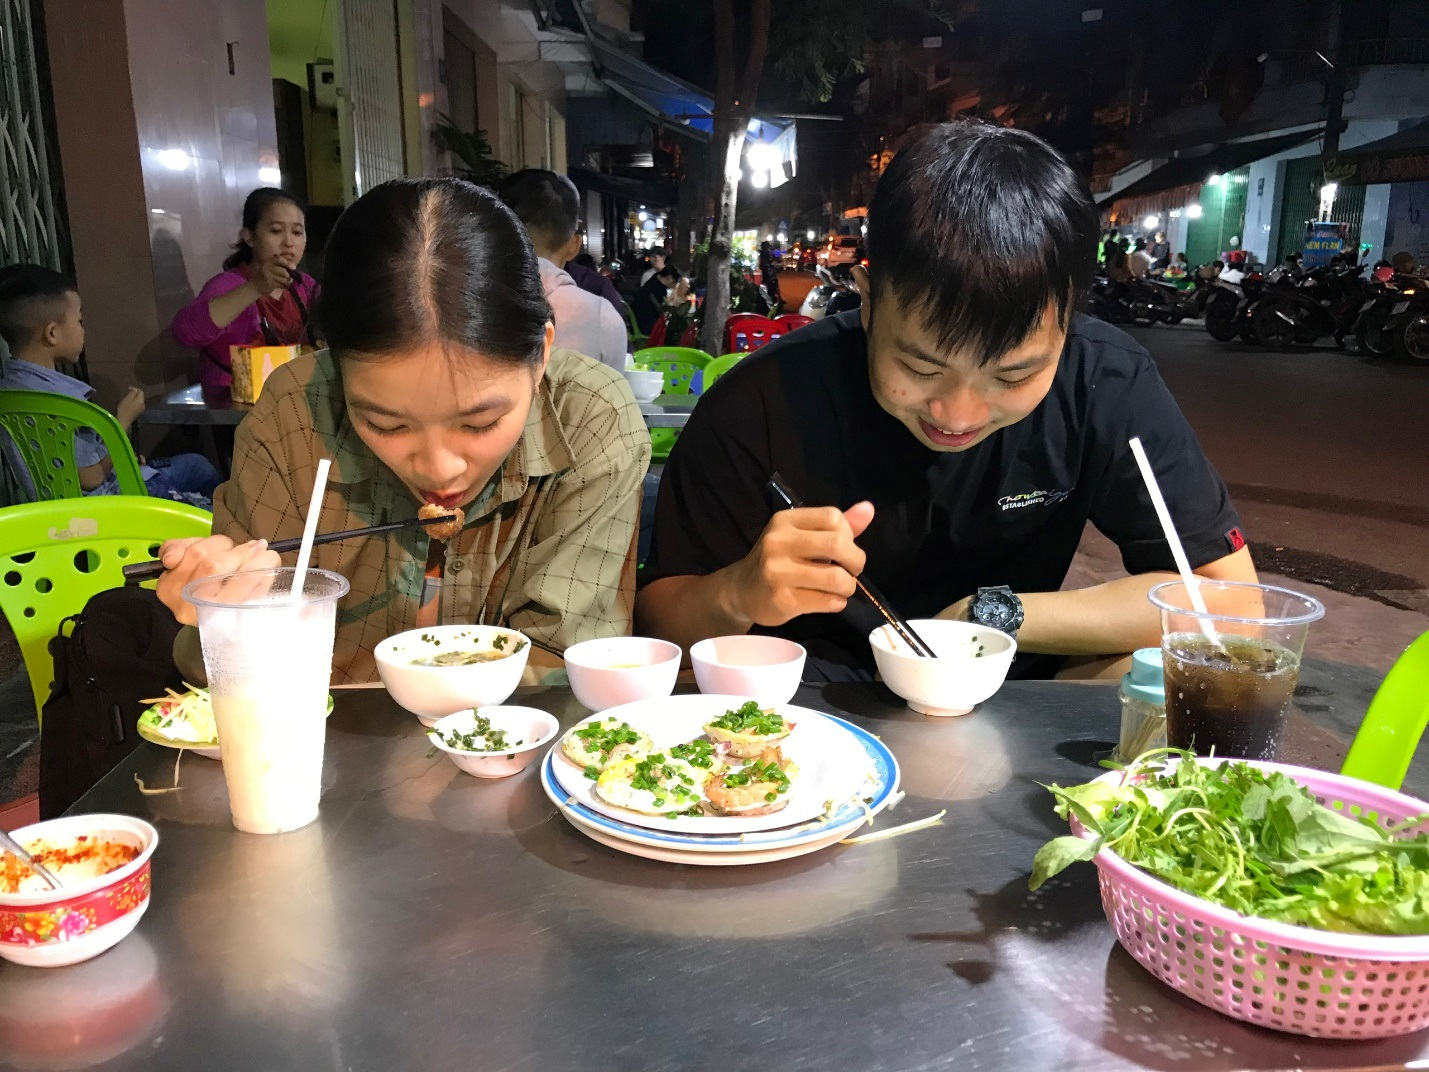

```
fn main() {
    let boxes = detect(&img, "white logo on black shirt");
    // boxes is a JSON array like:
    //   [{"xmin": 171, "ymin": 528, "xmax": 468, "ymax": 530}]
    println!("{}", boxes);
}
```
[{"xmin": 998, "ymin": 489, "xmax": 1072, "ymax": 511}]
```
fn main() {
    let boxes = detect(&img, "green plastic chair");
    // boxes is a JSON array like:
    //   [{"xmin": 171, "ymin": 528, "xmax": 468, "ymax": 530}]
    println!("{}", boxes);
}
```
[
  {"xmin": 635, "ymin": 359, "xmax": 701, "ymax": 396},
  {"xmin": 624, "ymin": 305, "xmax": 648, "ymax": 348},
  {"xmin": 633, "ymin": 347, "xmax": 712, "ymax": 369},
  {"xmin": 649, "ymin": 427, "xmax": 679, "ymax": 464},
  {"xmin": 1340, "ymin": 631, "xmax": 1429, "ymax": 791},
  {"xmin": 0, "ymin": 389, "xmax": 146, "ymax": 500},
  {"xmin": 702, "ymin": 353, "xmax": 747, "ymax": 391},
  {"xmin": 0, "ymin": 496, "xmax": 212, "ymax": 719}
]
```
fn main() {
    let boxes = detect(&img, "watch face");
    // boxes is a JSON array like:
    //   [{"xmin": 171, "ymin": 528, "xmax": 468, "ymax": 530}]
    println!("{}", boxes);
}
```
[{"xmin": 974, "ymin": 589, "xmax": 1021, "ymax": 633}]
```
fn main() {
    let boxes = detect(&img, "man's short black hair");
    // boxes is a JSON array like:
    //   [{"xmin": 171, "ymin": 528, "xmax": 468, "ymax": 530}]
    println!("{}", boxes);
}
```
[
  {"xmin": 866, "ymin": 120, "xmax": 1098, "ymax": 366},
  {"xmin": 0, "ymin": 263, "xmax": 77, "ymax": 352},
  {"xmin": 496, "ymin": 168, "xmax": 580, "ymax": 251},
  {"xmin": 656, "ymin": 265, "xmax": 680, "ymax": 284}
]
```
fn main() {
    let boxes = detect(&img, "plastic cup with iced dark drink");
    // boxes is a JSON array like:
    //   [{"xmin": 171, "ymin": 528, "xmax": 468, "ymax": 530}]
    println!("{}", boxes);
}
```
[{"xmin": 1148, "ymin": 581, "xmax": 1324, "ymax": 761}]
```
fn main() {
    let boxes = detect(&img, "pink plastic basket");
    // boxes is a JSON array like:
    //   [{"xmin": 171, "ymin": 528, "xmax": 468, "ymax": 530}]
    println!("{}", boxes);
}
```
[{"xmin": 1070, "ymin": 759, "xmax": 1429, "ymax": 1039}]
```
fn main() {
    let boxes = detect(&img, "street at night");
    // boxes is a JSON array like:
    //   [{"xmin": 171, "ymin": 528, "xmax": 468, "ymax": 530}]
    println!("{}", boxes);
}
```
[{"xmin": 7, "ymin": 0, "xmax": 1429, "ymax": 1067}]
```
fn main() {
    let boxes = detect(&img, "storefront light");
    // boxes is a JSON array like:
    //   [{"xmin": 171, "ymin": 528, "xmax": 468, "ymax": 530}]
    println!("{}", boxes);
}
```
[
  {"xmin": 1186, "ymin": 204, "xmax": 1204, "ymax": 219},
  {"xmin": 1206, "ymin": 173, "xmax": 1222, "ymax": 187},
  {"xmin": 156, "ymin": 149, "xmax": 195, "ymax": 171},
  {"xmin": 751, "ymin": 170, "xmax": 769, "ymax": 188},
  {"xmin": 1143, "ymin": 214, "xmax": 1160, "ymax": 230},
  {"xmin": 746, "ymin": 141, "xmax": 779, "ymax": 172},
  {"xmin": 638, "ymin": 210, "xmax": 649, "ymax": 222},
  {"xmin": 258, "ymin": 166, "xmax": 282, "ymax": 185},
  {"xmin": 806, "ymin": 229, "xmax": 816, "ymax": 241}
]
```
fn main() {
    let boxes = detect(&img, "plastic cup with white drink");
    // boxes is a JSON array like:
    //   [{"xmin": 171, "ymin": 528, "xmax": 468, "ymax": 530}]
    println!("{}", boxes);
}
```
[{"xmin": 185, "ymin": 567, "xmax": 348, "ymax": 833}]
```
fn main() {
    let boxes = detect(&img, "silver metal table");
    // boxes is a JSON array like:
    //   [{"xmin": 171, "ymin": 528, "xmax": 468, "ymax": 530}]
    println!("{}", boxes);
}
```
[
  {"xmin": 7, "ymin": 681, "xmax": 1423, "ymax": 1072},
  {"xmin": 639, "ymin": 393, "xmax": 697, "ymax": 429}
]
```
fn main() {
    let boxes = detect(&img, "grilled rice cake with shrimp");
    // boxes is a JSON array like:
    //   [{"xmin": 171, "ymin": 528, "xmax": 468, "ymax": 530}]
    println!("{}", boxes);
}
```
[
  {"xmin": 702, "ymin": 701, "xmax": 794, "ymax": 758},
  {"xmin": 561, "ymin": 717, "xmax": 653, "ymax": 774},
  {"xmin": 595, "ymin": 753, "xmax": 708, "ymax": 816},
  {"xmin": 704, "ymin": 746, "xmax": 799, "ymax": 816}
]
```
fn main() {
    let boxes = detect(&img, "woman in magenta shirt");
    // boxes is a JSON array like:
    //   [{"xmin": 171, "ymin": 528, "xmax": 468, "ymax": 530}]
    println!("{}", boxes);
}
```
[{"xmin": 171, "ymin": 187, "xmax": 318, "ymax": 393}]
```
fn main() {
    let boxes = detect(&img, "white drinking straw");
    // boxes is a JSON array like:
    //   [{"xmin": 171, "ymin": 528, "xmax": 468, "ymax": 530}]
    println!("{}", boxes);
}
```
[
  {"xmin": 291, "ymin": 457, "xmax": 331, "ymax": 603},
  {"xmin": 1128, "ymin": 437, "xmax": 1221, "ymax": 647}
]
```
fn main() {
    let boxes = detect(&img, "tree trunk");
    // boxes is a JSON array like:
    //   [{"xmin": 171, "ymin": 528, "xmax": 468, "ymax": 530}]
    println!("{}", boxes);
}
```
[{"xmin": 700, "ymin": 0, "xmax": 770, "ymax": 358}]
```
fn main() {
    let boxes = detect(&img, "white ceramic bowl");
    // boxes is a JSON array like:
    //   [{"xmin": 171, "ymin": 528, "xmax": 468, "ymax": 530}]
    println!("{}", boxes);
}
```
[
  {"xmin": 427, "ymin": 706, "xmax": 559, "ymax": 779},
  {"xmin": 563, "ymin": 636, "xmax": 681, "ymax": 711},
  {"xmin": 0, "ymin": 813, "xmax": 159, "ymax": 968},
  {"xmin": 623, "ymin": 369, "xmax": 665, "ymax": 402},
  {"xmin": 868, "ymin": 619, "xmax": 1016, "ymax": 717},
  {"xmin": 690, "ymin": 635, "xmax": 806, "ymax": 706},
  {"xmin": 375, "ymin": 624, "xmax": 531, "ymax": 726}
]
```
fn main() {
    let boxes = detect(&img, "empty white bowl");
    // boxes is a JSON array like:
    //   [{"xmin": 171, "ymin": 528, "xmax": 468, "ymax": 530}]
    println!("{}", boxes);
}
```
[
  {"xmin": 563, "ymin": 636, "xmax": 681, "ymax": 711},
  {"xmin": 427, "ymin": 706, "xmax": 559, "ymax": 779},
  {"xmin": 869, "ymin": 619, "xmax": 1016, "ymax": 717},
  {"xmin": 690, "ymin": 635, "xmax": 806, "ymax": 706},
  {"xmin": 375, "ymin": 624, "xmax": 531, "ymax": 726},
  {"xmin": 623, "ymin": 369, "xmax": 665, "ymax": 403}
]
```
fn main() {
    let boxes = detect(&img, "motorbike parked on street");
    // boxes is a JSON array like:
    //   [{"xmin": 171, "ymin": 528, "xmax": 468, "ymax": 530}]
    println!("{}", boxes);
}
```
[
  {"xmin": 1203, "ymin": 265, "xmax": 1266, "ymax": 342},
  {"xmin": 1087, "ymin": 275, "xmax": 1188, "ymax": 326},
  {"xmin": 1246, "ymin": 262, "xmax": 1369, "ymax": 349},
  {"xmin": 1355, "ymin": 267, "xmax": 1428, "ymax": 361}
]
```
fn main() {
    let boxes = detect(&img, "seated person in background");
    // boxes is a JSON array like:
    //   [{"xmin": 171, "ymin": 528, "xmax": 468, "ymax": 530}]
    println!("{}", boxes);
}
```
[
  {"xmin": 153, "ymin": 178, "xmax": 649, "ymax": 685},
  {"xmin": 632, "ymin": 264, "xmax": 687, "ymax": 335},
  {"xmin": 0, "ymin": 264, "xmax": 220, "ymax": 506},
  {"xmin": 498, "ymin": 169, "xmax": 628, "ymax": 372},
  {"xmin": 565, "ymin": 251, "xmax": 629, "ymax": 325},
  {"xmin": 170, "ymin": 187, "xmax": 318, "ymax": 397},
  {"xmin": 636, "ymin": 120, "xmax": 1256, "ymax": 683}
]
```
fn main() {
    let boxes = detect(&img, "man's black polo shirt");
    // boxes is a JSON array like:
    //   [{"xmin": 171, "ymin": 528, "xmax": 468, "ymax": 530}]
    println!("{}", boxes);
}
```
[{"xmin": 639, "ymin": 311, "xmax": 1242, "ymax": 681}]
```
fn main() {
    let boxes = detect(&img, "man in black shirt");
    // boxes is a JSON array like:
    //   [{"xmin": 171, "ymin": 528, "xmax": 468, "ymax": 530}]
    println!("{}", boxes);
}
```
[{"xmin": 636, "ymin": 121, "xmax": 1256, "ymax": 681}]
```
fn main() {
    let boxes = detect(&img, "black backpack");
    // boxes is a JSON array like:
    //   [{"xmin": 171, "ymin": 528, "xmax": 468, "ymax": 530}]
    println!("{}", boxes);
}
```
[{"xmin": 39, "ymin": 586, "xmax": 184, "ymax": 818}]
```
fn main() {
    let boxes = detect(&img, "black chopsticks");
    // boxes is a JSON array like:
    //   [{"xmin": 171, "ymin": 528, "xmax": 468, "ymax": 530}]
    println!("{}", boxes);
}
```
[
  {"xmin": 120, "ymin": 514, "xmax": 459, "ymax": 584},
  {"xmin": 766, "ymin": 473, "xmax": 937, "ymax": 658}
]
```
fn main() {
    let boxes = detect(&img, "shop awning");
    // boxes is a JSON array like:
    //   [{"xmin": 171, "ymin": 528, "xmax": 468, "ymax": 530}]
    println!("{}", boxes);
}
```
[
  {"xmin": 568, "ymin": 166, "xmax": 678, "ymax": 207},
  {"xmin": 1109, "ymin": 128, "xmax": 1324, "ymax": 205},
  {"xmin": 1325, "ymin": 119, "xmax": 1429, "ymax": 185}
]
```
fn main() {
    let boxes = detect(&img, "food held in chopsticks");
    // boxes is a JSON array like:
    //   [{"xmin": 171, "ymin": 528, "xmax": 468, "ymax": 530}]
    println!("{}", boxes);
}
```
[
  {"xmin": 596, "ymin": 754, "xmax": 707, "ymax": 816},
  {"xmin": 1031, "ymin": 750, "xmax": 1429, "ymax": 935},
  {"xmin": 418, "ymin": 501, "xmax": 465, "ymax": 540},
  {"xmin": 704, "ymin": 747, "xmax": 799, "ymax": 816},
  {"xmin": 561, "ymin": 717, "xmax": 653, "ymax": 775},
  {"xmin": 429, "ymin": 712, "xmax": 522, "ymax": 753},
  {"xmin": 702, "ymin": 700, "xmax": 794, "ymax": 758}
]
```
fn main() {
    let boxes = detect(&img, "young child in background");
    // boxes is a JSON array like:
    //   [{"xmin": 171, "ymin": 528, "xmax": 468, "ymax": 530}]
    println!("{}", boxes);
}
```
[{"xmin": 0, "ymin": 264, "xmax": 220, "ymax": 507}]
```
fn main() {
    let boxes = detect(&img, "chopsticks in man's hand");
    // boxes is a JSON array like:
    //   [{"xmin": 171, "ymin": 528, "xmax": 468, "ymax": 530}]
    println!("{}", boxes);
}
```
[
  {"xmin": 766, "ymin": 473, "xmax": 937, "ymax": 659},
  {"xmin": 120, "ymin": 514, "xmax": 459, "ymax": 584}
]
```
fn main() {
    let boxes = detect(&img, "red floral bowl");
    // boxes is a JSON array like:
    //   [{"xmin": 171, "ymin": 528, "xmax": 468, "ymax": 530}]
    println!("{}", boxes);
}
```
[{"xmin": 0, "ymin": 814, "xmax": 158, "ymax": 968}]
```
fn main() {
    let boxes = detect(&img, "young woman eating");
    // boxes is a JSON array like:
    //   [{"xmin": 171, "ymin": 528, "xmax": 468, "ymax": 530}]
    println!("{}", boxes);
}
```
[
  {"xmin": 170, "ymin": 187, "xmax": 318, "ymax": 395},
  {"xmin": 155, "ymin": 178, "xmax": 651, "ymax": 683}
]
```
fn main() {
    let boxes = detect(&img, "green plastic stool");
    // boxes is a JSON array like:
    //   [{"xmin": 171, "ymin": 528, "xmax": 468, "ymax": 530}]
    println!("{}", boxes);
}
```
[
  {"xmin": 0, "ymin": 389, "xmax": 146, "ymax": 500},
  {"xmin": 635, "ymin": 359, "xmax": 702, "ymax": 396},
  {"xmin": 702, "ymin": 353, "xmax": 747, "ymax": 391},
  {"xmin": 1340, "ymin": 631, "xmax": 1429, "ymax": 791},
  {"xmin": 624, "ymin": 304, "xmax": 648, "ymax": 348},
  {"xmin": 0, "ymin": 496, "xmax": 213, "ymax": 720},
  {"xmin": 649, "ymin": 427, "xmax": 679, "ymax": 463},
  {"xmin": 633, "ymin": 347, "xmax": 712, "ymax": 369}
]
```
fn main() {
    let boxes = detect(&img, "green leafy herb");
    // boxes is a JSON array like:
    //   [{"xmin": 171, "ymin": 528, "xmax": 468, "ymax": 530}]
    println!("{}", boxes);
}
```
[
  {"xmin": 709, "ymin": 701, "xmax": 786, "ymax": 736},
  {"xmin": 670, "ymin": 737, "xmax": 718, "ymax": 769},
  {"xmin": 573, "ymin": 720, "xmax": 644, "ymax": 764},
  {"xmin": 432, "ymin": 713, "xmax": 521, "ymax": 753},
  {"xmin": 625, "ymin": 755, "xmax": 701, "ymax": 807},
  {"xmin": 583, "ymin": 764, "xmax": 600, "ymax": 780},
  {"xmin": 1030, "ymin": 749, "xmax": 1429, "ymax": 935},
  {"xmin": 722, "ymin": 756, "xmax": 791, "ymax": 796},
  {"xmin": 493, "ymin": 634, "xmax": 508, "ymax": 651}
]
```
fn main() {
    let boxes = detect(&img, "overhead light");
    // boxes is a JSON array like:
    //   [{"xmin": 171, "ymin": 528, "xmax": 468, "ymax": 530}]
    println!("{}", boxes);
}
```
[
  {"xmin": 1186, "ymin": 203, "xmax": 1204, "ymax": 219},
  {"xmin": 746, "ymin": 141, "xmax": 779, "ymax": 172},
  {"xmin": 257, "ymin": 166, "xmax": 282, "ymax": 185},
  {"xmin": 1206, "ymin": 173, "xmax": 1222, "ymax": 187},
  {"xmin": 751, "ymin": 169, "xmax": 769, "ymax": 189},
  {"xmin": 156, "ymin": 148, "xmax": 194, "ymax": 171},
  {"xmin": 1319, "ymin": 182, "xmax": 1338, "ymax": 219},
  {"xmin": 806, "ymin": 229, "xmax": 815, "ymax": 241},
  {"xmin": 1143, "ymin": 214, "xmax": 1160, "ymax": 229},
  {"xmin": 777, "ymin": 231, "xmax": 787, "ymax": 244},
  {"xmin": 638, "ymin": 210, "xmax": 648, "ymax": 222}
]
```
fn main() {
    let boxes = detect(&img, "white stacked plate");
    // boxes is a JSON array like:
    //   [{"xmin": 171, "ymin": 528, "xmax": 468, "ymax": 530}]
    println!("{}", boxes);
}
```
[{"xmin": 541, "ymin": 694, "xmax": 900, "ymax": 866}]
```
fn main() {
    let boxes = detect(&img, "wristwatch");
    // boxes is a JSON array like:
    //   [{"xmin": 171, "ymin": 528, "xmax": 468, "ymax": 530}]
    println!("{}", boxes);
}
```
[{"xmin": 969, "ymin": 585, "xmax": 1024, "ymax": 637}]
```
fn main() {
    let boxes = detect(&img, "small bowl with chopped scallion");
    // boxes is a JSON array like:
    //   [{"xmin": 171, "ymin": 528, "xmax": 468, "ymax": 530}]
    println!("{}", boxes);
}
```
[
  {"xmin": 868, "ymin": 619, "xmax": 1015, "ymax": 717},
  {"xmin": 427, "ymin": 707, "xmax": 558, "ymax": 778},
  {"xmin": 376, "ymin": 624, "xmax": 532, "ymax": 725}
]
